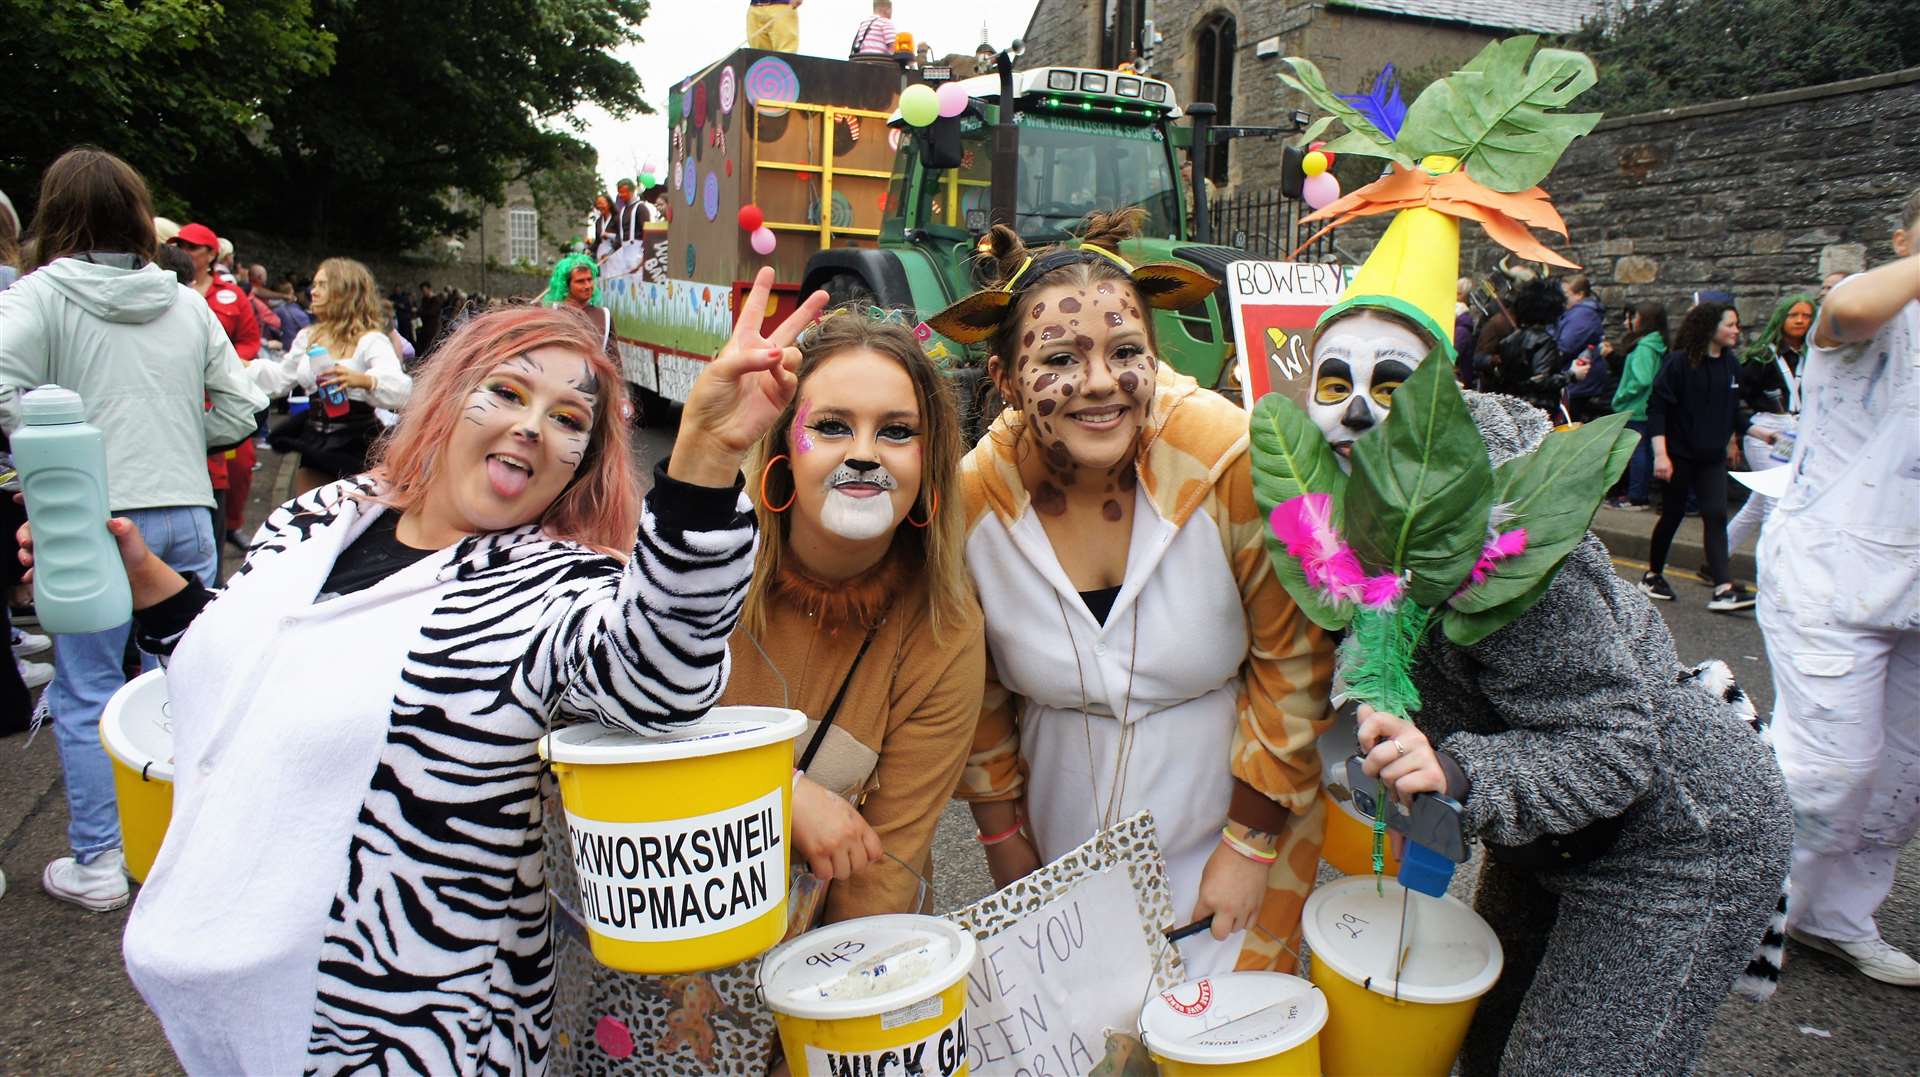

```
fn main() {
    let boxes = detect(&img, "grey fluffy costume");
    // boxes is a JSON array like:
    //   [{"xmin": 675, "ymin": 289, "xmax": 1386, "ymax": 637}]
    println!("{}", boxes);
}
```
[{"xmin": 1410, "ymin": 394, "xmax": 1794, "ymax": 1076}]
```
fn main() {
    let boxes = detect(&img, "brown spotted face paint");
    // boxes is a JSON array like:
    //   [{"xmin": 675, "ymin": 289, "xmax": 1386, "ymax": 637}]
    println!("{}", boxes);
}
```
[{"xmin": 1008, "ymin": 281, "xmax": 1156, "ymax": 480}]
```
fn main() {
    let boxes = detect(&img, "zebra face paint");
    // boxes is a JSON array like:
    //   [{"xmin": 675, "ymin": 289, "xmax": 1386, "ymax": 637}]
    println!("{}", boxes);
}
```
[{"xmin": 447, "ymin": 345, "xmax": 600, "ymax": 532}]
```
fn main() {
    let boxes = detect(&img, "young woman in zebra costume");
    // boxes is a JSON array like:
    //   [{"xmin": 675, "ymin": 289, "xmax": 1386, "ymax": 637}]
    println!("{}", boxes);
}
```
[{"xmin": 21, "ymin": 270, "xmax": 830, "ymax": 1076}]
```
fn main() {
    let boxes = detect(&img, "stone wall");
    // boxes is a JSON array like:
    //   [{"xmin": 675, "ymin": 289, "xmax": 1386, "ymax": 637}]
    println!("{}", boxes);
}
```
[{"xmin": 1445, "ymin": 67, "xmax": 1920, "ymax": 328}]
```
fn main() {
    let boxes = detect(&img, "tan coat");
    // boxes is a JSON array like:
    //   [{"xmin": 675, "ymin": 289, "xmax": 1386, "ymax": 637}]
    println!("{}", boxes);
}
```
[{"xmin": 722, "ymin": 550, "xmax": 986, "ymax": 922}]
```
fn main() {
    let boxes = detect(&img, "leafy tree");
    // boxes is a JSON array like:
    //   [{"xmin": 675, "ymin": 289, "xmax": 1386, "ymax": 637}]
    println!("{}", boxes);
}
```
[
  {"xmin": 0, "ymin": 0, "xmax": 334, "ymax": 217},
  {"xmin": 3, "ymin": 0, "xmax": 650, "ymax": 254},
  {"xmin": 1563, "ymin": 0, "xmax": 1919, "ymax": 115},
  {"xmin": 209, "ymin": 0, "xmax": 650, "ymax": 250}
]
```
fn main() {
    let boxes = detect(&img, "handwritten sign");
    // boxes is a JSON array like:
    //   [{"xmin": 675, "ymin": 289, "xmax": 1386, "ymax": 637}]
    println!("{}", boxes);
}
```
[
  {"xmin": 960, "ymin": 869, "xmax": 1153, "ymax": 1076},
  {"xmin": 802, "ymin": 1011, "xmax": 968, "ymax": 1077},
  {"xmin": 1225, "ymin": 260, "xmax": 1354, "ymax": 412}
]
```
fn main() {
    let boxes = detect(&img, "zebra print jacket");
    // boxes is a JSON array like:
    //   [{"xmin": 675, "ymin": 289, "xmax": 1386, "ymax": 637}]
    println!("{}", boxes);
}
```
[{"xmin": 122, "ymin": 467, "xmax": 756, "ymax": 1076}]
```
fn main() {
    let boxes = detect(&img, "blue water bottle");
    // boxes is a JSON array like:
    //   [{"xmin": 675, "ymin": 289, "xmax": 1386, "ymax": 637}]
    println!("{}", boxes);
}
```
[
  {"xmin": 310, "ymin": 344, "xmax": 350, "ymax": 418},
  {"xmin": 13, "ymin": 386, "xmax": 134, "ymax": 634}
]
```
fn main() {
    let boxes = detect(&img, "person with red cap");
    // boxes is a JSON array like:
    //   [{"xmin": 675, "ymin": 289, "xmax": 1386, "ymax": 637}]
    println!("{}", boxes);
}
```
[{"xmin": 169, "ymin": 223, "xmax": 264, "ymax": 551}]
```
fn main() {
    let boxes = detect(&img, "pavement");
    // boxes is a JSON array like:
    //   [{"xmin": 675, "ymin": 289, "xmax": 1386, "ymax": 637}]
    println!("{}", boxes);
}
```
[{"xmin": 2, "ymin": 436, "xmax": 1913, "ymax": 1075}]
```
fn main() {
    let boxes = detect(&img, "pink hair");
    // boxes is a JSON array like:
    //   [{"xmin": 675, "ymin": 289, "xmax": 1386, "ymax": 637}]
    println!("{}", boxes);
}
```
[{"xmin": 366, "ymin": 305, "xmax": 638, "ymax": 556}]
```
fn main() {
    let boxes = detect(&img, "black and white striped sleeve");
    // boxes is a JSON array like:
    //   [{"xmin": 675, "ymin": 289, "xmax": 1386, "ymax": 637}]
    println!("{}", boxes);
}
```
[{"xmin": 541, "ymin": 461, "xmax": 757, "ymax": 731}]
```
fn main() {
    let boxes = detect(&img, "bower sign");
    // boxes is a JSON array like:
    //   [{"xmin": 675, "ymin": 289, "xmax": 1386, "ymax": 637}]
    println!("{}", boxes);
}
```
[{"xmin": 1225, "ymin": 260, "xmax": 1354, "ymax": 412}]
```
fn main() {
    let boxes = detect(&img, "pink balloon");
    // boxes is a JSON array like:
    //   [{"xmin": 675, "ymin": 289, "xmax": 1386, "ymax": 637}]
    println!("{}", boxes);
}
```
[
  {"xmin": 936, "ymin": 82, "xmax": 969, "ymax": 119},
  {"xmin": 1302, "ymin": 172, "xmax": 1341, "ymax": 211},
  {"xmin": 750, "ymin": 226, "xmax": 777, "ymax": 255}
]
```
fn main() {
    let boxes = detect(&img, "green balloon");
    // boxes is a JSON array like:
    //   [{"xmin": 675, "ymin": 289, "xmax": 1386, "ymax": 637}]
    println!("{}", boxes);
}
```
[
  {"xmin": 900, "ymin": 84, "xmax": 940, "ymax": 128},
  {"xmin": 640, "ymin": 172, "xmax": 657, "ymax": 187}
]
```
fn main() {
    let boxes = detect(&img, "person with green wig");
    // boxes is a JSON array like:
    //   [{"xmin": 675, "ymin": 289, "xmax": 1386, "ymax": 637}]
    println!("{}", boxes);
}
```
[
  {"xmin": 1728, "ymin": 293, "xmax": 1814, "ymax": 551},
  {"xmin": 542, "ymin": 252, "xmax": 612, "ymax": 359}
]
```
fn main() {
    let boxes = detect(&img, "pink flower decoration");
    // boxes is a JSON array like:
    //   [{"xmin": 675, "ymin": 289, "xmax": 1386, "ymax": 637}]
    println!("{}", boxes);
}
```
[{"xmin": 595, "ymin": 1015, "xmax": 635, "ymax": 1059}]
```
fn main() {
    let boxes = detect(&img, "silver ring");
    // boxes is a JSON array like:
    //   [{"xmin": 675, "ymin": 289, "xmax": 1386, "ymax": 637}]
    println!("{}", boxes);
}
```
[{"xmin": 1393, "ymin": 738, "xmax": 1408, "ymax": 758}]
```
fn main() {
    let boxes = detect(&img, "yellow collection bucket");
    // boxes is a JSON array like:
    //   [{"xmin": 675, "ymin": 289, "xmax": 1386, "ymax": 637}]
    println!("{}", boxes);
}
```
[
  {"xmin": 759, "ymin": 914, "xmax": 977, "ymax": 1077},
  {"xmin": 1140, "ymin": 972, "xmax": 1327, "ymax": 1075},
  {"xmin": 539, "ymin": 706, "xmax": 805, "ymax": 974},
  {"xmin": 99, "ymin": 669, "xmax": 174, "ymax": 883},
  {"xmin": 1303, "ymin": 875, "xmax": 1503, "ymax": 1076},
  {"xmin": 1317, "ymin": 718, "xmax": 1401, "ymax": 877}
]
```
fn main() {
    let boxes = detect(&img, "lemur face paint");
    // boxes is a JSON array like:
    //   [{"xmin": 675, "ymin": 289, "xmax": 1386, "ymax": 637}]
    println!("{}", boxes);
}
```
[
  {"xmin": 787, "ymin": 349, "xmax": 925, "ymax": 546},
  {"xmin": 1000, "ymin": 281, "xmax": 1155, "ymax": 503},
  {"xmin": 1306, "ymin": 312, "xmax": 1427, "ymax": 471},
  {"xmin": 446, "ymin": 345, "xmax": 600, "ymax": 532}
]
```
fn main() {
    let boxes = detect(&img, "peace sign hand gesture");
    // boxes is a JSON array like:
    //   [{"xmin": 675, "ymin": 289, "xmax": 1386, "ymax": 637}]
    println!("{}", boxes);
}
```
[{"xmin": 667, "ymin": 267, "xmax": 831, "ymax": 488}]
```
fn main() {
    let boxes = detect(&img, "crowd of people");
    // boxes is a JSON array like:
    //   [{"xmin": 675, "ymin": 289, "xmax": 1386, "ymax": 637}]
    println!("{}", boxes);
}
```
[
  {"xmin": 1452, "ymin": 259, "xmax": 1861, "ymax": 616},
  {"xmin": 0, "ymin": 130, "xmax": 1914, "ymax": 1077}
]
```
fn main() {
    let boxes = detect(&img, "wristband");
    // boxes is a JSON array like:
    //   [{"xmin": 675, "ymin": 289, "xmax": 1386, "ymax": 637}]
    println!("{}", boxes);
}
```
[
  {"xmin": 976, "ymin": 817, "xmax": 1026, "ymax": 846},
  {"xmin": 1220, "ymin": 825, "xmax": 1278, "ymax": 864}
]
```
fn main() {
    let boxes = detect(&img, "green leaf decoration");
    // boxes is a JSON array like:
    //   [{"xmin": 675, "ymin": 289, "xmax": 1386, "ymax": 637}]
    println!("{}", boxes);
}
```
[
  {"xmin": 1294, "ymin": 114, "xmax": 1335, "ymax": 148},
  {"xmin": 1448, "ymin": 412, "xmax": 1636, "ymax": 615},
  {"xmin": 1340, "ymin": 351, "xmax": 1497, "ymax": 608},
  {"xmin": 1441, "ymin": 566, "xmax": 1556, "ymax": 647},
  {"xmin": 1451, "ymin": 410, "xmax": 1635, "ymax": 614},
  {"xmin": 1277, "ymin": 58, "xmax": 1414, "ymax": 166},
  {"xmin": 1397, "ymin": 35, "xmax": 1601, "ymax": 192},
  {"xmin": 1248, "ymin": 391, "xmax": 1353, "ymax": 631}
]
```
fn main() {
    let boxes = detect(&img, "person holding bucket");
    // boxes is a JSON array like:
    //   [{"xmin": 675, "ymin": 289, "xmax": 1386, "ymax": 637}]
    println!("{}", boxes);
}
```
[
  {"xmin": 548, "ymin": 305, "xmax": 986, "ymax": 1075},
  {"xmin": 925, "ymin": 208, "xmax": 1338, "ymax": 978},
  {"xmin": 20, "ymin": 270, "xmax": 830, "ymax": 1076},
  {"xmin": 1261, "ymin": 41, "xmax": 1793, "ymax": 1075}
]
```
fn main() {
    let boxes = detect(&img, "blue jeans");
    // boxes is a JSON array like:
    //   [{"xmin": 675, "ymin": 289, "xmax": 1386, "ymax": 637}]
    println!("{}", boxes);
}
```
[
  {"xmin": 46, "ymin": 506, "xmax": 217, "ymax": 864},
  {"xmin": 1626, "ymin": 420, "xmax": 1653, "ymax": 503}
]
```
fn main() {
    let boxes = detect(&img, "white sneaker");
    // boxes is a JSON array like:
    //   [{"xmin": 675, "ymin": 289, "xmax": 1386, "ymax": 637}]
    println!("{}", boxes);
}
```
[
  {"xmin": 10, "ymin": 626, "xmax": 50, "ymax": 657},
  {"xmin": 16, "ymin": 658, "xmax": 52, "ymax": 689},
  {"xmin": 1789, "ymin": 927, "xmax": 1920, "ymax": 987},
  {"xmin": 42, "ymin": 849, "xmax": 131, "ymax": 911}
]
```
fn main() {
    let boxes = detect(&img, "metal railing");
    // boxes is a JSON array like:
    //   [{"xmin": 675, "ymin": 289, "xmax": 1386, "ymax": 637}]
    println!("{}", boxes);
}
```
[{"xmin": 1205, "ymin": 185, "xmax": 1336, "ymax": 262}]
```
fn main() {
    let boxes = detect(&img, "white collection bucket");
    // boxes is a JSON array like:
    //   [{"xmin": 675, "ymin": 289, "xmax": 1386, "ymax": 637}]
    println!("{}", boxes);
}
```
[
  {"xmin": 759, "ymin": 914, "xmax": 977, "ymax": 1077},
  {"xmin": 540, "ymin": 706, "xmax": 806, "ymax": 973},
  {"xmin": 1303, "ymin": 874, "xmax": 1503, "ymax": 1076},
  {"xmin": 1139, "ymin": 971, "xmax": 1328, "ymax": 1075}
]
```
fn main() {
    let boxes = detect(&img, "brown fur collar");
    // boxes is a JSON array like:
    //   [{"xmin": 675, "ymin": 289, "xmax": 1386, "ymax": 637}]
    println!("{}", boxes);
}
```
[{"xmin": 769, "ymin": 544, "xmax": 906, "ymax": 629}]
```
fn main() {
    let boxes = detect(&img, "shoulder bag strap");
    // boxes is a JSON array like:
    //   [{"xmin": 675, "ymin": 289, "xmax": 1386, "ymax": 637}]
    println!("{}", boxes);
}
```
[{"xmin": 796, "ymin": 624, "xmax": 880, "ymax": 772}]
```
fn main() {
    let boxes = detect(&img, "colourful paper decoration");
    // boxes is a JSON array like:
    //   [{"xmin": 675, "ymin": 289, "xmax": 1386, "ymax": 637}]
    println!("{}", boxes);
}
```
[
  {"xmin": 719, "ymin": 66, "xmax": 737, "ymax": 114},
  {"xmin": 743, "ymin": 56, "xmax": 800, "ymax": 118}
]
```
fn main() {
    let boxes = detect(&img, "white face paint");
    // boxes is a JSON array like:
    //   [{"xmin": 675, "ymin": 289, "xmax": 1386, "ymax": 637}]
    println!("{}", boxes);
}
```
[
  {"xmin": 1306, "ymin": 313, "xmax": 1430, "ymax": 468},
  {"xmin": 819, "ymin": 460, "xmax": 900, "ymax": 541}
]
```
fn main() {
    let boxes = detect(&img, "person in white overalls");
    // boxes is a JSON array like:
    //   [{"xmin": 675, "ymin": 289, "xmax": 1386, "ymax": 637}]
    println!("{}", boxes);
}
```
[{"xmin": 1758, "ymin": 188, "xmax": 1920, "ymax": 987}]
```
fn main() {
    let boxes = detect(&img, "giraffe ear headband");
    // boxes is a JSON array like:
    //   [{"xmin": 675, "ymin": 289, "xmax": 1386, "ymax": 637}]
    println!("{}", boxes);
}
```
[{"xmin": 925, "ymin": 244, "xmax": 1219, "ymax": 345}]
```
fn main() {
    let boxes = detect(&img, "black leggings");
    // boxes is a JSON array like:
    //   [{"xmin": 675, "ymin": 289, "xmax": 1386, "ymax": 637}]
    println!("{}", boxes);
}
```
[{"xmin": 1650, "ymin": 454, "xmax": 1730, "ymax": 584}]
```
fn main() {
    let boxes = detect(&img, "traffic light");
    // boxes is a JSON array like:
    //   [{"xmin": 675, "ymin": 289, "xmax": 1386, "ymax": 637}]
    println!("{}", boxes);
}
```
[{"xmin": 1279, "ymin": 143, "xmax": 1307, "ymax": 200}]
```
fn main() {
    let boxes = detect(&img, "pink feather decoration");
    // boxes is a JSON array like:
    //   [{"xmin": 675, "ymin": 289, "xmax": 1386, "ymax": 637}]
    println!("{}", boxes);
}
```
[
  {"xmin": 1360, "ymin": 572, "xmax": 1406, "ymax": 609},
  {"xmin": 1463, "ymin": 528, "xmax": 1529, "ymax": 587},
  {"xmin": 1270, "ymin": 494, "xmax": 1368, "ymax": 603}
]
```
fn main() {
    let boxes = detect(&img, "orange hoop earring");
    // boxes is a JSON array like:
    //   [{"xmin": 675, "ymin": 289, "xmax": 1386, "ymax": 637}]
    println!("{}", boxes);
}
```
[
  {"xmin": 759, "ymin": 454, "xmax": 796, "ymax": 512},
  {"xmin": 907, "ymin": 489, "xmax": 939, "ymax": 528}
]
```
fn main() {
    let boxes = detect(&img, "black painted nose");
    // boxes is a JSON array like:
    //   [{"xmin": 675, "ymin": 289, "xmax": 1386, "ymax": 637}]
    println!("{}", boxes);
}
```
[
  {"xmin": 1341, "ymin": 396, "xmax": 1374, "ymax": 432},
  {"xmin": 846, "ymin": 459, "xmax": 880, "ymax": 473}
]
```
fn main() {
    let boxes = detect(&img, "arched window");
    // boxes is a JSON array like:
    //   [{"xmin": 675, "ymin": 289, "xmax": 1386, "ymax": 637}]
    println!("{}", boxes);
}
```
[
  {"xmin": 1193, "ymin": 12, "xmax": 1237, "ymax": 185},
  {"xmin": 1100, "ymin": 0, "xmax": 1148, "ymax": 70}
]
